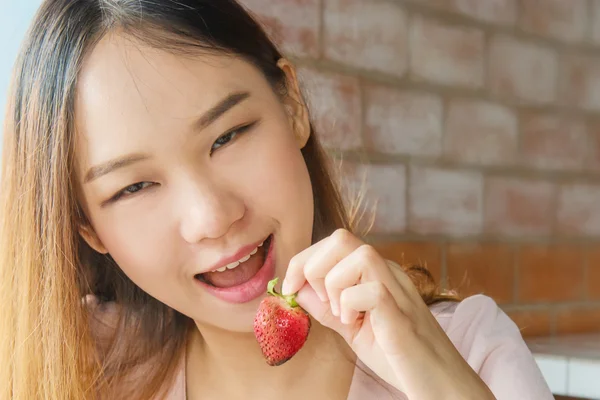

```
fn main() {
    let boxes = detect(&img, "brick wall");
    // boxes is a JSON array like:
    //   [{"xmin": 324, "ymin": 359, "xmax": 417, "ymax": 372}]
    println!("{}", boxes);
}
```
[{"xmin": 240, "ymin": 0, "xmax": 600, "ymax": 338}]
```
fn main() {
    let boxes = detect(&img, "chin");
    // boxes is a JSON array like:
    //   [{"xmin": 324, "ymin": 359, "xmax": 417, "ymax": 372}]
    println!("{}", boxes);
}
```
[{"xmin": 195, "ymin": 309, "xmax": 257, "ymax": 333}]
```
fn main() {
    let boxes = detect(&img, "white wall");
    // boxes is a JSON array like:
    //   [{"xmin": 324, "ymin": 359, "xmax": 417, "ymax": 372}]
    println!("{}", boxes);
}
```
[{"xmin": 0, "ymin": 0, "xmax": 43, "ymax": 139}]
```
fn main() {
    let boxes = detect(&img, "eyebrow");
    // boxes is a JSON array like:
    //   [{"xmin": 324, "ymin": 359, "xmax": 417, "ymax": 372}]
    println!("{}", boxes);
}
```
[
  {"xmin": 195, "ymin": 90, "xmax": 251, "ymax": 130},
  {"xmin": 84, "ymin": 153, "xmax": 150, "ymax": 183},
  {"xmin": 83, "ymin": 91, "xmax": 251, "ymax": 184}
]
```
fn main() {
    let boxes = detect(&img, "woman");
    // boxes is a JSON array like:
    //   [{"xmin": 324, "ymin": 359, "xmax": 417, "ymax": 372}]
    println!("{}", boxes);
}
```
[{"xmin": 0, "ymin": 0, "xmax": 553, "ymax": 399}]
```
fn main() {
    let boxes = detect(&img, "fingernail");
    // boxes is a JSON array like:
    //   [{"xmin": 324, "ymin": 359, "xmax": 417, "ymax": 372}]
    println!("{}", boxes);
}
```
[
  {"xmin": 317, "ymin": 291, "xmax": 328, "ymax": 303},
  {"xmin": 281, "ymin": 279, "xmax": 291, "ymax": 295},
  {"xmin": 331, "ymin": 302, "xmax": 340, "ymax": 317},
  {"xmin": 340, "ymin": 313, "xmax": 348, "ymax": 325}
]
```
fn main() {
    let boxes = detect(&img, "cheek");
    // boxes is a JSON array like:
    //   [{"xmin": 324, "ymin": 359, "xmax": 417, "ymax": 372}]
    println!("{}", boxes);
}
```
[
  {"xmin": 91, "ymin": 211, "xmax": 178, "ymax": 285},
  {"xmin": 234, "ymin": 126, "xmax": 314, "ymax": 238}
]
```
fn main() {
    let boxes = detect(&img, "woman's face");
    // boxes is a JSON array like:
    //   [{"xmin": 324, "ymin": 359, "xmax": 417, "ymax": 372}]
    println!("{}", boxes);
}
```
[{"xmin": 75, "ymin": 34, "xmax": 314, "ymax": 332}]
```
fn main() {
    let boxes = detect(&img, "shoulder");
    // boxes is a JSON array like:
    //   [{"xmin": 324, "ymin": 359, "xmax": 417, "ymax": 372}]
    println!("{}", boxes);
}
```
[
  {"xmin": 429, "ymin": 294, "xmax": 524, "ymax": 358},
  {"xmin": 428, "ymin": 295, "xmax": 554, "ymax": 399},
  {"xmin": 430, "ymin": 294, "xmax": 523, "ymax": 338},
  {"xmin": 430, "ymin": 294, "xmax": 517, "ymax": 335}
]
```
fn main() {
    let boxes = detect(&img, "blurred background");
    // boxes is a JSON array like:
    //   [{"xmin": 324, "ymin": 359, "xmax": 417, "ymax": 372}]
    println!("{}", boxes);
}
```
[
  {"xmin": 238, "ymin": 1, "xmax": 600, "ymax": 398},
  {"xmin": 235, "ymin": 0, "xmax": 600, "ymax": 336},
  {"xmin": 2, "ymin": 0, "xmax": 599, "ymax": 399}
]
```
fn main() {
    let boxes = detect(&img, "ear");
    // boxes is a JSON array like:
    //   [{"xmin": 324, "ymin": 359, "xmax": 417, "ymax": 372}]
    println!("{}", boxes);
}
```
[
  {"xmin": 277, "ymin": 58, "xmax": 311, "ymax": 149},
  {"xmin": 79, "ymin": 224, "xmax": 108, "ymax": 254}
]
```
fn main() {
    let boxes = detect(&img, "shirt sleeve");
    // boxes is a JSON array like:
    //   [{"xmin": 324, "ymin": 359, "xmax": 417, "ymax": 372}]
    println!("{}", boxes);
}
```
[{"xmin": 432, "ymin": 295, "xmax": 554, "ymax": 400}]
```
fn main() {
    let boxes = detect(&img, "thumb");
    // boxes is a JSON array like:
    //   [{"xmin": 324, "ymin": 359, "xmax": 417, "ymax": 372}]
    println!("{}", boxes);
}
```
[{"xmin": 295, "ymin": 283, "xmax": 349, "ymax": 337}]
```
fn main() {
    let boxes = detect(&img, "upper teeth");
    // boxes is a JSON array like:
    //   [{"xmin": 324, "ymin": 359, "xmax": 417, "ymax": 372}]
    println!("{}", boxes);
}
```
[{"xmin": 212, "ymin": 241, "xmax": 263, "ymax": 273}]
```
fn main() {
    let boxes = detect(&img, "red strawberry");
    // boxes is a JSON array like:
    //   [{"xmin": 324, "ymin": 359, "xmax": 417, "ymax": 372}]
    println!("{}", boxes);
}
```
[{"xmin": 253, "ymin": 277, "xmax": 311, "ymax": 366}]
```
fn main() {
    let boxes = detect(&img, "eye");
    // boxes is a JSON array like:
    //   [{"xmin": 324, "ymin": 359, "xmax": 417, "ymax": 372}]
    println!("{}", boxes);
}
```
[
  {"xmin": 111, "ymin": 182, "xmax": 154, "ymax": 202},
  {"xmin": 211, "ymin": 131, "xmax": 237, "ymax": 151},
  {"xmin": 210, "ymin": 122, "xmax": 258, "ymax": 155}
]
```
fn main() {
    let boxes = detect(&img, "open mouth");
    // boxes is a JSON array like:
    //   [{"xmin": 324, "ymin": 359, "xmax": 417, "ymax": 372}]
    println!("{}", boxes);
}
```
[{"xmin": 195, "ymin": 235, "xmax": 273, "ymax": 289}]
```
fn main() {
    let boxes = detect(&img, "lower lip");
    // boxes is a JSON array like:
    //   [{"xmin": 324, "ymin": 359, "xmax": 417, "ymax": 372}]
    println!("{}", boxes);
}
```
[{"xmin": 194, "ymin": 236, "xmax": 276, "ymax": 304}]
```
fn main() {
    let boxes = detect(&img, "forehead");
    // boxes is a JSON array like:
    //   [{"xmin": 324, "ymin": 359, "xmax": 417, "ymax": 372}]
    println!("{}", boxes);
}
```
[
  {"xmin": 74, "ymin": 33, "xmax": 271, "ymax": 167},
  {"xmin": 77, "ymin": 33, "xmax": 268, "ymax": 113}
]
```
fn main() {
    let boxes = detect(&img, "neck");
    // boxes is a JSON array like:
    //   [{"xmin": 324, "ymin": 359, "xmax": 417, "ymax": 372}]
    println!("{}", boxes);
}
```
[{"xmin": 186, "ymin": 320, "xmax": 356, "ymax": 399}]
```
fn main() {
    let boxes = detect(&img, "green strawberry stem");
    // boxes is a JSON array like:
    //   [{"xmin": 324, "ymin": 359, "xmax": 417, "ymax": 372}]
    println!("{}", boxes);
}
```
[{"xmin": 267, "ymin": 277, "xmax": 298, "ymax": 308}]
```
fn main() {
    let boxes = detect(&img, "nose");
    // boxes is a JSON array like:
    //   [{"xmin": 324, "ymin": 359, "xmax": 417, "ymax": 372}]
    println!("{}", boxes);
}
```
[{"xmin": 179, "ymin": 177, "xmax": 245, "ymax": 243}]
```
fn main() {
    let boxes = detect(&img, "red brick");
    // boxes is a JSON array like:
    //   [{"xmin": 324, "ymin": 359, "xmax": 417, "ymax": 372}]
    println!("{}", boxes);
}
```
[
  {"xmin": 341, "ymin": 163, "xmax": 407, "ymax": 235},
  {"xmin": 409, "ymin": 15, "xmax": 484, "ymax": 88},
  {"xmin": 587, "ymin": 247, "xmax": 600, "ymax": 300},
  {"xmin": 506, "ymin": 310, "xmax": 553, "ymax": 338},
  {"xmin": 323, "ymin": 0, "xmax": 408, "ymax": 76},
  {"xmin": 372, "ymin": 241, "xmax": 442, "ymax": 284},
  {"xmin": 408, "ymin": 166, "xmax": 484, "ymax": 235},
  {"xmin": 297, "ymin": 68, "xmax": 362, "ymax": 150},
  {"xmin": 443, "ymin": 99, "xmax": 518, "ymax": 165},
  {"xmin": 409, "ymin": 0, "xmax": 454, "ymax": 9},
  {"xmin": 517, "ymin": 245, "xmax": 585, "ymax": 303},
  {"xmin": 520, "ymin": 0, "xmax": 588, "ymax": 43},
  {"xmin": 589, "ymin": 123, "xmax": 600, "ymax": 171},
  {"xmin": 557, "ymin": 183, "xmax": 600, "ymax": 236},
  {"xmin": 414, "ymin": 0, "xmax": 517, "ymax": 25},
  {"xmin": 557, "ymin": 308, "xmax": 600, "ymax": 335},
  {"xmin": 520, "ymin": 114, "xmax": 588, "ymax": 171},
  {"xmin": 446, "ymin": 243, "xmax": 515, "ymax": 304},
  {"xmin": 560, "ymin": 55, "xmax": 600, "ymax": 112},
  {"xmin": 239, "ymin": 0, "xmax": 320, "ymax": 57},
  {"xmin": 489, "ymin": 35, "xmax": 558, "ymax": 104},
  {"xmin": 592, "ymin": 1, "xmax": 600, "ymax": 45},
  {"xmin": 450, "ymin": 0, "xmax": 517, "ymax": 25},
  {"xmin": 484, "ymin": 177, "xmax": 557, "ymax": 236},
  {"xmin": 364, "ymin": 85, "xmax": 443, "ymax": 157}
]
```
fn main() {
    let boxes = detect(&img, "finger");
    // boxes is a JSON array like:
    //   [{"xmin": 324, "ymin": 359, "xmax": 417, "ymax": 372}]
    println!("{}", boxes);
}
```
[
  {"xmin": 301, "ymin": 232, "xmax": 367, "ymax": 302},
  {"xmin": 282, "ymin": 229, "xmax": 362, "ymax": 296},
  {"xmin": 340, "ymin": 281, "xmax": 388, "ymax": 317},
  {"xmin": 295, "ymin": 283, "xmax": 346, "ymax": 334},
  {"xmin": 325, "ymin": 245, "xmax": 381, "ymax": 316},
  {"xmin": 280, "ymin": 236, "xmax": 329, "ymax": 296},
  {"xmin": 341, "ymin": 283, "xmax": 412, "ymax": 385},
  {"xmin": 367, "ymin": 284, "xmax": 413, "ymax": 358},
  {"xmin": 341, "ymin": 302, "xmax": 361, "ymax": 326},
  {"xmin": 340, "ymin": 283, "xmax": 379, "ymax": 325},
  {"xmin": 325, "ymin": 246, "xmax": 407, "ymax": 316},
  {"xmin": 326, "ymin": 258, "xmax": 360, "ymax": 318},
  {"xmin": 339, "ymin": 282, "xmax": 409, "ymax": 348}
]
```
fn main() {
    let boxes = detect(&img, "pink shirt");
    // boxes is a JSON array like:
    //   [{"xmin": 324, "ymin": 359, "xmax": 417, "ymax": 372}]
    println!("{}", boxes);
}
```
[{"xmin": 91, "ymin": 295, "xmax": 554, "ymax": 399}]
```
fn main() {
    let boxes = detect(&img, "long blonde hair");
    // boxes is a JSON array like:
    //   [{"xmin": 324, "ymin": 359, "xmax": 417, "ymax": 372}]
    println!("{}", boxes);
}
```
[{"xmin": 0, "ymin": 1, "xmax": 456, "ymax": 399}]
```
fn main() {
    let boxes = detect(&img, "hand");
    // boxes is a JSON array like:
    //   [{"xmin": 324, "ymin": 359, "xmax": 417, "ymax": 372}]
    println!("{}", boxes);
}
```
[{"xmin": 281, "ymin": 229, "xmax": 496, "ymax": 400}]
